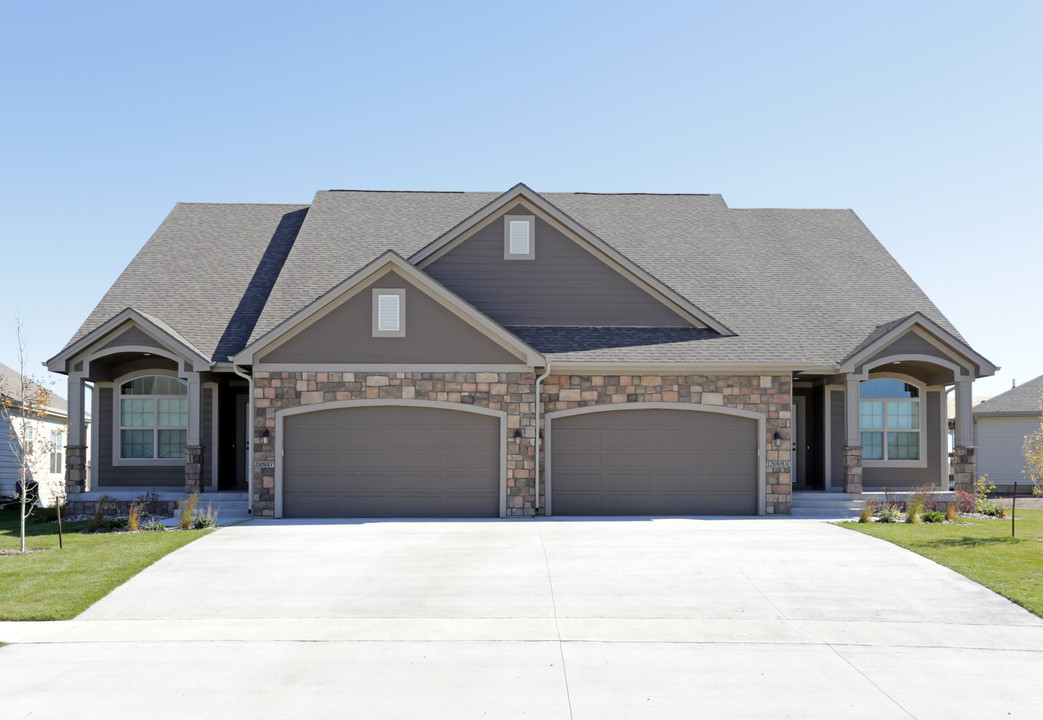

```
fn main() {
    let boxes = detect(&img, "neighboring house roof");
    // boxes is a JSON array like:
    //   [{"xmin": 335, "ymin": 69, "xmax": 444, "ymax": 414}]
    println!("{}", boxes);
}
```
[
  {"xmin": 58, "ymin": 187, "xmax": 974, "ymax": 369},
  {"xmin": 974, "ymin": 374, "xmax": 1043, "ymax": 416},
  {"xmin": 0, "ymin": 361, "xmax": 84, "ymax": 419}
]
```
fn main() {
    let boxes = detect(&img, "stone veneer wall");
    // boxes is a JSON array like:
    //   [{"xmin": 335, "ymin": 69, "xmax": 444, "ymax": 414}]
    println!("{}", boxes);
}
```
[
  {"xmin": 250, "ymin": 371, "xmax": 792, "ymax": 518},
  {"xmin": 250, "ymin": 371, "xmax": 538, "ymax": 517},
  {"xmin": 540, "ymin": 374, "xmax": 793, "ymax": 514}
]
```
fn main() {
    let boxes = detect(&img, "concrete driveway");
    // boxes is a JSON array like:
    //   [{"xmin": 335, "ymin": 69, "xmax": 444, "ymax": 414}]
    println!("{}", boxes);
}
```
[{"xmin": 2, "ymin": 517, "xmax": 1042, "ymax": 719}]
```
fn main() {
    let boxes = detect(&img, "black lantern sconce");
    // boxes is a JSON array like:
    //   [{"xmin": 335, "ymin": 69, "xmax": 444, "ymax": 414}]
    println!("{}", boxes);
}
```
[
  {"xmin": 261, "ymin": 428, "xmax": 271, "ymax": 445},
  {"xmin": 772, "ymin": 431, "xmax": 782, "ymax": 448}
]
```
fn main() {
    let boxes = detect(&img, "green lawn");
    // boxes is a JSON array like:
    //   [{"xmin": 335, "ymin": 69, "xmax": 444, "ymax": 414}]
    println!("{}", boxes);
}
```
[
  {"xmin": 841, "ymin": 508, "xmax": 1043, "ymax": 617},
  {"xmin": 0, "ymin": 506, "xmax": 211, "ymax": 621}
]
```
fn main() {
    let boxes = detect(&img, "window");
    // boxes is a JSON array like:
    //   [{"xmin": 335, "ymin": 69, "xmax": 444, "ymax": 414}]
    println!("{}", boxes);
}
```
[
  {"xmin": 49, "ymin": 429, "xmax": 63, "ymax": 474},
  {"xmin": 503, "ymin": 215, "xmax": 535, "ymax": 260},
  {"xmin": 372, "ymin": 289, "xmax": 406, "ymax": 337},
  {"xmin": 118, "ymin": 375, "xmax": 188, "ymax": 460},
  {"xmin": 859, "ymin": 378, "xmax": 922, "ymax": 462}
]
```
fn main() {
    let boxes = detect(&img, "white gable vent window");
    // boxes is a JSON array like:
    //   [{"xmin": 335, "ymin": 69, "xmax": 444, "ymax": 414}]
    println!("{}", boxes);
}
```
[
  {"xmin": 504, "ymin": 215, "xmax": 535, "ymax": 260},
  {"xmin": 372, "ymin": 288, "xmax": 406, "ymax": 337}
]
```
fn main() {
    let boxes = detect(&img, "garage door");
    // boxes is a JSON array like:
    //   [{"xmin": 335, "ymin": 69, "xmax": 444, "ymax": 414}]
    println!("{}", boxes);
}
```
[
  {"xmin": 282, "ymin": 405, "xmax": 500, "ymax": 518},
  {"xmin": 549, "ymin": 408, "xmax": 758, "ymax": 515}
]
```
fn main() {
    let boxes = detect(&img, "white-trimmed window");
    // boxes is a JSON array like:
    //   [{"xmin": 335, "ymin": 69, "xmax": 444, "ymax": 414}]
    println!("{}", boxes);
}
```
[
  {"xmin": 372, "ymin": 288, "xmax": 406, "ymax": 337},
  {"xmin": 49, "ymin": 429, "xmax": 63, "ymax": 474},
  {"xmin": 860, "ymin": 378, "xmax": 924, "ymax": 464},
  {"xmin": 118, "ymin": 374, "xmax": 188, "ymax": 461},
  {"xmin": 504, "ymin": 215, "xmax": 535, "ymax": 260}
]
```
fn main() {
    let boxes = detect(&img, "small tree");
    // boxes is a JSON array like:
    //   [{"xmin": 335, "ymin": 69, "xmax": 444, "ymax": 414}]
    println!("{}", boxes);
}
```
[
  {"xmin": 1, "ymin": 322, "xmax": 56, "ymax": 552},
  {"xmin": 1025, "ymin": 397, "xmax": 1043, "ymax": 497}
]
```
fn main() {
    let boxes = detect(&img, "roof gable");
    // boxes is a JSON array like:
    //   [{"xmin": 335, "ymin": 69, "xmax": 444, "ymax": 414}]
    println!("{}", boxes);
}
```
[
  {"xmin": 236, "ymin": 252, "xmax": 544, "ymax": 366},
  {"xmin": 410, "ymin": 183, "xmax": 732, "ymax": 334}
]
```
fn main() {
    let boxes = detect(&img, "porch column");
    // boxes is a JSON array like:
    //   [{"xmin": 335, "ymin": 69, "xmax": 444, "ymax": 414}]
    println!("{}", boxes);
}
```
[
  {"xmin": 183, "ymin": 371, "xmax": 204, "ymax": 494},
  {"xmin": 64, "ymin": 372, "xmax": 87, "ymax": 495},
  {"xmin": 953, "ymin": 379, "xmax": 976, "ymax": 493},
  {"xmin": 843, "ymin": 376, "xmax": 863, "ymax": 494}
]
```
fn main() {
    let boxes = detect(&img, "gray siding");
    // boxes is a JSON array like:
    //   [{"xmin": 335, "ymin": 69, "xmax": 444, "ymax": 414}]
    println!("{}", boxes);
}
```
[
  {"xmin": 859, "ymin": 332, "xmax": 963, "ymax": 372},
  {"xmin": 97, "ymin": 326, "xmax": 167, "ymax": 353},
  {"xmin": 425, "ymin": 206, "xmax": 692, "ymax": 327},
  {"xmin": 830, "ymin": 390, "xmax": 845, "ymax": 488},
  {"xmin": 260, "ymin": 270, "xmax": 522, "ymax": 365},
  {"xmin": 975, "ymin": 415, "xmax": 1039, "ymax": 485},
  {"xmin": 96, "ymin": 386, "xmax": 214, "ymax": 488}
]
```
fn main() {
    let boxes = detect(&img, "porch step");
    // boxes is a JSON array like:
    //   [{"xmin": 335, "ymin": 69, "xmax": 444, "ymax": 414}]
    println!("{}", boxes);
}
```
[{"xmin": 790, "ymin": 491, "xmax": 865, "ymax": 519}]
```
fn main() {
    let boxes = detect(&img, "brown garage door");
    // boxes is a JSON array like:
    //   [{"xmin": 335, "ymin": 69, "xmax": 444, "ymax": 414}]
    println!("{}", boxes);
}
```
[
  {"xmin": 549, "ymin": 408, "xmax": 758, "ymax": 515},
  {"xmin": 282, "ymin": 405, "xmax": 500, "ymax": 518}
]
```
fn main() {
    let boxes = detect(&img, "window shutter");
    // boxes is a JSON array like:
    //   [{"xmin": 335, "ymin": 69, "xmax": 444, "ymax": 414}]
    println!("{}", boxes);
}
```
[
  {"xmin": 377, "ymin": 294, "xmax": 400, "ymax": 332},
  {"xmin": 509, "ymin": 220, "xmax": 530, "ymax": 255}
]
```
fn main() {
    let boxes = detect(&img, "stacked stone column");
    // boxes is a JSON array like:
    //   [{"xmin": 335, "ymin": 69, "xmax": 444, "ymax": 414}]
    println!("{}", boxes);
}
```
[
  {"xmin": 184, "ymin": 446, "xmax": 204, "ymax": 493},
  {"xmin": 64, "ymin": 445, "xmax": 87, "ymax": 495},
  {"xmin": 842, "ymin": 446, "xmax": 862, "ymax": 494},
  {"xmin": 952, "ymin": 446, "xmax": 976, "ymax": 494}
]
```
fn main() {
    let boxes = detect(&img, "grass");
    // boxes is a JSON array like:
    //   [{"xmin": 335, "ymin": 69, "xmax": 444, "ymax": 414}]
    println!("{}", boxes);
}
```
[
  {"xmin": 842, "ymin": 508, "xmax": 1043, "ymax": 617},
  {"xmin": 0, "ymin": 506, "xmax": 212, "ymax": 621}
]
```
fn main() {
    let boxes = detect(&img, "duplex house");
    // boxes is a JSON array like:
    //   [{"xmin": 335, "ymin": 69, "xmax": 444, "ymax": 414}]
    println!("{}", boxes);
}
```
[{"xmin": 47, "ymin": 184, "xmax": 995, "ymax": 517}]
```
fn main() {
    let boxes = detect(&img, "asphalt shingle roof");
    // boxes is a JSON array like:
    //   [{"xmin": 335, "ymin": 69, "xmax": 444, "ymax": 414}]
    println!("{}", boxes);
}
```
[
  {"xmin": 0, "ymin": 361, "xmax": 69, "ymax": 415},
  {"xmin": 62, "ymin": 188, "xmax": 967, "ymax": 368},
  {"xmin": 973, "ymin": 374, "xmax": 1043, "ymax": 415}
]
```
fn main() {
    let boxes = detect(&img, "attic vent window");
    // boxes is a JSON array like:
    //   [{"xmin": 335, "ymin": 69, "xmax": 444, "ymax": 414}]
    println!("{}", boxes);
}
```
[
  {"xmin": 504, "ymin": 215, "xmax": 535, "ymax": 260},
  {"xmin": 372, "ymin": 289, "xmax": 406, "ymax": 337}
]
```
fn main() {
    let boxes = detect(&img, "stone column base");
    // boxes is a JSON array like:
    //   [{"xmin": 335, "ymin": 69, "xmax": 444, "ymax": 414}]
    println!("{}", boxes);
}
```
[
  {"xmin": 953, "ymin": 446, "xmax": 976, "ymax": 494},
  {"xmin": 185, "ymin": 446, "xmax": 204, "ymax": 494},
  {"xmin": 65, "ymin": 445, "xmax": 87, "ymax": 495},
  {"xmin": 843, "ymin": 446, "xmax": 863, "ymax": 494}
]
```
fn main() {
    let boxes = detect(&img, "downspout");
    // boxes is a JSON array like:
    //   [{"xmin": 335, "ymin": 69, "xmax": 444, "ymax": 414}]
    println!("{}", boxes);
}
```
[
  {"xmin": 534, "ymin": 361, "xmax": 551, "ymax": 513},
  {"xmin": 232, "ymin": 363, "xmax": 253, "ymax": 515}
]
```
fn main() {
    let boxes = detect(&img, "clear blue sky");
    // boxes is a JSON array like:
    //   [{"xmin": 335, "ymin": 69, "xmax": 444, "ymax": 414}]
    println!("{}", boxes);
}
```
[{"xmin": 2, "ymin": 0, "xmax": 1040, "ymax": 400}]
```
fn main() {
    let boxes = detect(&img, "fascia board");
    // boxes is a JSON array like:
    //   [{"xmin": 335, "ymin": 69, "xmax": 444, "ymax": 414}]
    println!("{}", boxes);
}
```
[{"xmin": 839, "ymin": 313, "xmax": 996, "ymax": 376}]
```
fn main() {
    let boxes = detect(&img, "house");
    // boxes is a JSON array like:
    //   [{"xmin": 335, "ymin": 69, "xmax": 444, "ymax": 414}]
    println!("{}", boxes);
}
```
[
  {"xmin": 0, "ymin": 361, "xmax": 88, "ymax": 507},
  {"xmin": 973, "ymin": 374, "xmax": 1043, "ymax": 492},
  {"xmin": 46, "ymin": 184, "xmax": 995, "ymax": 518}
]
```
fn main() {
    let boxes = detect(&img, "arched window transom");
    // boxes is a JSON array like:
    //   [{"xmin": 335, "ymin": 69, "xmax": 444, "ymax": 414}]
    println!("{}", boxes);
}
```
[
  {"xmin": 859, "ymin": 378, "xmax": 920, "ymax": 461},
  {"xmin": 119, "ymin": 375, "xmax": 187, "ymax": 459}
]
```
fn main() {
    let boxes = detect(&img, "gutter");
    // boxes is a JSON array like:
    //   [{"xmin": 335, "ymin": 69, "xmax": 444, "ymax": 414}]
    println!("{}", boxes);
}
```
[
  {"xmin": 232, "ymin": 362, "xmax": 254, "ymax": 515},
  {"xmin": 533, "ymin": 362, "xmax": 551, "ymax": 512}
]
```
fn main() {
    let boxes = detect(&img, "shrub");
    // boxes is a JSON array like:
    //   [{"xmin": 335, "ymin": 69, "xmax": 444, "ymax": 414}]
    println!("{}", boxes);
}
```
[
  {"xmin": 905, "ymin": 496, "xmax": 924, "ymax": 523},
  {"xmin": 954, "ymin": 491, "xmax": 975, "ymax": 515},
  {"xmin": 974, "ymin": 475, "xmax": 1003, "ymax": 516},
  {"xmin": 922, "ymin": 510, "xmax": 945, "ymax": 523},
  {"xmin": 86, "ymin": 494, "xmax": 110, "ymax": 533},
  {"xmin": 192, "ymin": 501, "xmax": 219, "ymax": 529},
  {"xmin": 876, "ymin": 507, "xmax": 899, "ymax": 523},
  {"xmin": 142, "ymin": 518, "xmax": 166, "ymax": 532},
  {"xmin": 910, "ymin": 484, "xmax": 938, "ymax": 513},
  {"xmin": 944, "ymin": 503, "xmax": 958, "ymax": 522},
  {"xmin": 127, "ymin": 502, "xmax": 143, "ymax": 532},
  {"xmin": 858, "ymin": 500, "xmax": 877, "ymax": 523},
  {"xmin": 177, "ymin": 494, "xmax": 199, "ymax": 530}
]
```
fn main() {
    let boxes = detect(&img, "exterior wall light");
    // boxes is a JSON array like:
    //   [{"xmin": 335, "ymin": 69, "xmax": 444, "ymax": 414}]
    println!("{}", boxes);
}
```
[
  {"xmin": 772, "ymin": 431, "xmax": 782, "ymax": 448},
  {"xmin": 261, "ymin": 428, "xmax": 271, "ymax": 445}
]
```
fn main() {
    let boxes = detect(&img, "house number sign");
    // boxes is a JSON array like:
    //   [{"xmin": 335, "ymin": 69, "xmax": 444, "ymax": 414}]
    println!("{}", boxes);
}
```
[
  {"xmin": 767, "ymin": 460, "xmax": 790, "ymax": 469},
  {"xmin": 253, "ymin": 460, "xmax": 275, "ymax": 469}
]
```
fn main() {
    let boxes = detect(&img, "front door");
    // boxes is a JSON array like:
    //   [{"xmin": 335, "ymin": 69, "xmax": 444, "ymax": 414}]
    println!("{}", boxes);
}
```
[
  {"xmin": 235, "ymin": 395, "xmax": 249, "ymax": 491},
  {"xmin": 792, "ymin": 396, "xmax": 808, "ymax": 488}
]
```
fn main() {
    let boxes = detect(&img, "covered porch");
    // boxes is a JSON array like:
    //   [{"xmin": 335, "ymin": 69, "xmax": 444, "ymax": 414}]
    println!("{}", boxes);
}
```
[{"xmin": 790, "ymin": 313, "xmax": 996, "ymax": 500}]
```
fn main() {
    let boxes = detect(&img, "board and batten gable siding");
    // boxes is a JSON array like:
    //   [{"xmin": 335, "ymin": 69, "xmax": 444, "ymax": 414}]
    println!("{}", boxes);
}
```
[
  {"xmin": 975, "ymin": 415, "xmax": 1040, "ymax": 485},
  {"xmin": 96, "ymin": 385, "xmax": 213, "ymax": 487},
  {"xmin": 259, "ymin": 270, "xmax": 522, "ymax": 365},
  {"xmin": 424, "ymin": 205, "xmax": 693, "ymax": 328},
  {"xmin": 96, "ymin": 326, "xmax": 168, "ymax": 354},
  {"xmin": 829, "ymin": 388, "xmax": 943, "ymax": 488}
]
